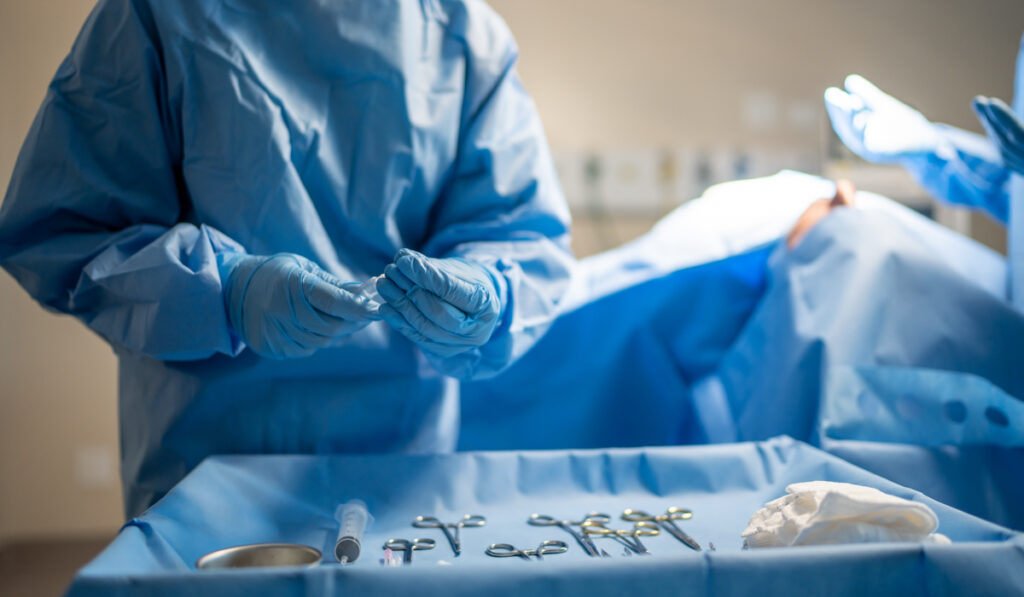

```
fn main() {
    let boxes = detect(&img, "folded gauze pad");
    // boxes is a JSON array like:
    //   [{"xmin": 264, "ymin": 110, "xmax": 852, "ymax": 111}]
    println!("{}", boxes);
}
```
[{"xmin": 741, "ymin": 481, "xmax": 951, "ymax": 548}]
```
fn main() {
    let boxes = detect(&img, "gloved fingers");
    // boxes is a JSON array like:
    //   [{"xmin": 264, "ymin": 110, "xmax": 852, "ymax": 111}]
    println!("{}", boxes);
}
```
[
  {"xmin": 282, "ymin": 319, "xmax": 338, "ymax": 352},
  {"xmin": 824, "ymin": 86, "xmax": 864, "ymax": 115},
  {"xmin": 377, "ymin": 277, "xmax": 481, "ymax": 346},
  {"xmin": 303, "ymin": 273, "xmax": 382, "ymax": 322},
  {"xmin": 404, "ymin": 286, "xmax": 498, "ymax": 342},
  {"xmin": 382, "ymin": 263, "xmax": 416, "ymax": 293},
  {"xmin": 973, "ymin": 97, "xmax": 1024, "ymax": 173},
  {"xmin": 824, "ymin": 87, "xmax": 867, "ymax": 156},
  {"xmin": 261, "ymin": 319, "xmax": 323, "ymax": 359},
  {"xmin": 393, "ymin": 250, "xmax": 491, "ymax": 314},
  {"xmin": 378, "ymin": 304, "xmax": 474, "ymax": 357},
  {"xmin": 844, "ymin": 74, "xmax": 896, "ymax": 111},
  {"xmin": 974, "ymin": 96, "xmax": 1024, "ymax": 145},
  {"xmin": 292, "ymin": 299, "xmax": 374, "ymax": 340},
  {"xmin": 405, "ymin": 286, "xmax": 473, "ymax": 332}
]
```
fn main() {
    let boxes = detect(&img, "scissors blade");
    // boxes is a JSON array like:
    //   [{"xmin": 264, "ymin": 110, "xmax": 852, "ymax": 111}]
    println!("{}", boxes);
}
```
[
  {"xmin": 440, "ymin": 524, "xmax": 460, "ymax": 556},
  {"xmin": 663, "ymin": 521, "xmax": 701, "ymax": 551},
  {"xmin": 568, "ymin": 526, "xmax": 599, "ymax": 557}
]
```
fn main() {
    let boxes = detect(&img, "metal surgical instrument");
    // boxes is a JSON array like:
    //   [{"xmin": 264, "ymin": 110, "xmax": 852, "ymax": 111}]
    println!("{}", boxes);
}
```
[
  {"xmin": 383, "ymin": 538, "xmax": 435, "ymax": 564},
  {"xmin": 582, "ymin": 520, "xmax": 660, "ymax": 554},
  {"xmin": 413, "ymin": 514, "xmax": 486, "ymax": 557},
  {"xmin": 622, "ymin": 507, "xmax": 701, "ymax": 551},
  {"xmin": 486, "ymin": 540, "xmax": 568, "ymax": 561},
  {"xmin": 528, "ymin": 513, "xmax": 611, "ymax": 557}
]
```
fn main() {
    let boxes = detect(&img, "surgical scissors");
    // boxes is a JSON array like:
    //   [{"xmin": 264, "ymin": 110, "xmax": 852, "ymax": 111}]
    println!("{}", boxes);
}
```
[
  {"xmin": 383, "ymin": 538, "xmax": 435, "ymax": 564},
  {"xmin": 581, "ymin": 520, "xmax": 660, "ymax": 555},
  {"xmin": 412, "ymin": 514, "xmax": 486, "ymax": 556},
  {"xmin": 622, "ymin": 507, "xmax": 701, "ymax": 551},
  {"xmin": 486, "ymin": 540, "xmax": 568, "ymax": 561},
  {"xmin": 528, "ymin": 512, "xmax": 611, "ymax": 557}
]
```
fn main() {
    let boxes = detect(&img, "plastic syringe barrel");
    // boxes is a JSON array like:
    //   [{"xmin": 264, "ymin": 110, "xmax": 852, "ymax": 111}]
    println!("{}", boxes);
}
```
[{"xmin": 334, "ymin": 500, "xmax": 371, "ymax": 564}]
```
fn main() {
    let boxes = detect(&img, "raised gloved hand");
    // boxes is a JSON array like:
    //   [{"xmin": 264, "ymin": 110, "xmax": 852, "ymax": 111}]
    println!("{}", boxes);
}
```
[
  {"xmin": 973, "ymin": 96, "xmax": 1024, "ymax": 174},
  {"xmin": 219, "ymin": 253, "xmax": 381, "ymax": 359},
  {"xmin": 824, "ymin": 74, "xmax": 942, "ymax": 163},
  {"xmin": 376, "ymin": 248, "xmax": 505, "ymax": 357}
]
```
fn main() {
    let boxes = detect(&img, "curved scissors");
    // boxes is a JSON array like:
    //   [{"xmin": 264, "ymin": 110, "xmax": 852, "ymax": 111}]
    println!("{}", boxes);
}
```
[
  {"xmin": 383, "ymin": 538, "xmax": 436, "ymax": 564},
  {"xmin": 582, "ymin": 520, "xmax": 660, "ymax": 554},
  {"xmin": 486, "ymin": 540, "xmax": 568, "ymax": 561},
  {"xmin": 622, "ymin": 507, "xmax": 700, "ymax": 551},
  {"xmin": 413, "ymin": 514, "xmax": 486, "ymax": 556},
  {"xmin": 528, "ymin": 513, "xmax": 611, "ymax": 557}
]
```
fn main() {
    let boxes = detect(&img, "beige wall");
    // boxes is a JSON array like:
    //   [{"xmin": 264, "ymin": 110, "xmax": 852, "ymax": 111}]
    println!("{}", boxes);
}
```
[
  {"xmin": 1, "ymin": 0, "xmax": 123, "ymax": 544},
  {"xmin": 492, "ymin": 0, "xmax": 1023, "ymax": 149},
  {"xmin": 1, "ymin": 0, "xmax": 1022, "ymax": 545}
]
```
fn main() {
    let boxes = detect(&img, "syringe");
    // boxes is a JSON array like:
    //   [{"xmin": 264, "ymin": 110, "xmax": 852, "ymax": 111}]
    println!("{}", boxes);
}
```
[{"xmin": 335, "ymin": 500, "xmax": 372, "ymax": 564}]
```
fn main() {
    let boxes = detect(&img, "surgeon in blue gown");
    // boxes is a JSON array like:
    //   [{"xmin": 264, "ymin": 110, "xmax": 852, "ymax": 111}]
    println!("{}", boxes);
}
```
[
  {"xmin": 0, "ymin": 0, "xmax": 573, "ymax": 518},
  {"xmin": 824, "ymin": 34, "xmax": 1024, "ymax": 308}
]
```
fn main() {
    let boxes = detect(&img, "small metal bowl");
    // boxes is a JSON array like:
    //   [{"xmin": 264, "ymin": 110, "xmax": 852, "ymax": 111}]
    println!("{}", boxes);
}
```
[{"xmin": 196, "ymin": 543, "xmax": 322, "ymax": 570}]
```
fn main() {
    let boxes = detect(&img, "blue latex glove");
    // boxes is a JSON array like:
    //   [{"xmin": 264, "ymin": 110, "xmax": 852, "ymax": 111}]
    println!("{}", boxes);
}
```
[
  {"xmin": 973, "ymin": 96, "xmax": 1024, "ymax": 175},
  {"xmin": 219, "ymin": 253, "xmax": 381, "ymax": 359},
  {"xmin": 376, "ymin": 249, "xmax": 505, "ymax": 357},
  {"xmin": 824, "ymin": 74, "xmax": 941, "ymax": 163}
]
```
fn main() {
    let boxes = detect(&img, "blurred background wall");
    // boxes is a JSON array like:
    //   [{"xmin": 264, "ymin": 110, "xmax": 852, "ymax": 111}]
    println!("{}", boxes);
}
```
[{"xmin": 1, "ymin": 0, "xmax": 1022, "ymax": 546}]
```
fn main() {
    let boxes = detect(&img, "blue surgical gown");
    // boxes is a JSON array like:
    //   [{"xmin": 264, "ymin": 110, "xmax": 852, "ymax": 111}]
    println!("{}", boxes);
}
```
[
  {"xmin": 903, "ymin": 34, "xmax": 1024, "ymax": 307},
  {"xmin": 0, "ymin": 0, "xmax": 572, "ymax": 517}
]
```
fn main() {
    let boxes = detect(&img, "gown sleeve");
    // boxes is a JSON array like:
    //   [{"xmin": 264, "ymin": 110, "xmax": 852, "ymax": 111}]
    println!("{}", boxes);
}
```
[
  {"xmin": 418, "ymin": 3, "xmax": 574, "ymax": 380},
  {"xmin": 0, "ymin": 0, "xmax": 245, "ymax": 360},
  {"xmin": 901, "ymin": 124, "xmax": 1011, "ymax": 223}
]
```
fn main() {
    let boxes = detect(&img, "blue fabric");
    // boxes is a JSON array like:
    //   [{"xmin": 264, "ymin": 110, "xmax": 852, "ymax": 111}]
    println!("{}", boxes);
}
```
[
  {"xmin": 823, "ymin": 441, "xmax": 1024, "ymax": 534},
  {"xmin": 0, "ymin": 0, "xmax": 572, "ymax": 517},
  {"xmin": 64, "ymin": 438, "xmax": 1024, "ymax": 597},
  {"xmin": 461, "ymin": 172, "xmax": 1024, "ymax": 530},
  {"xmin": 460, "ymin": 172, "xmax": 839, "ymax": 450},
  {"xmin": 1011, "ymin": 36, "xmax": 1024, "ymax": 310}
]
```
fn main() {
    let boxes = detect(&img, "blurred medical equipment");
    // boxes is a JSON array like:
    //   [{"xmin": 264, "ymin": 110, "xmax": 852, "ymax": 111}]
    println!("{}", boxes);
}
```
[
  {"xmin": 529, "ymin": 513, "xmax": 611, "ymax": 557},
  {"xmin": 412, "ymin": 514, "xmax": 486, "ymax": 557},
  {"xmin": 974, "ymin": 96, "xmax": 1024, "ymax": 174},
  {"xmin": 742, "ymin": 481, "xmax": 951, "ymax": 548},
  {"xmin": 581, "ymin": 520, "xmax": 660, "ymax": 555},
  {"xmin": 0, "ymin": 0, "xmax": 574, "ymax": 518},
  {"xmin": 383, "ymin": 538, "xmax": 435, "ymax": 565},
  {"xmin": 196, "ymin": 543, "xmax": 321, "ymax": 570},
  {"xmin": 334, "ymin": 500, "xmax": 372, "ymax": 564},
  {"xmin": 380, "ymin": 548, "xmax": 399, "ymax": 567},
  {"xmin": 486, "ymin": 541, "xmax": 569, "ymax": 561},
  {"xmin": 623, "ymin": 508, "xmax": 701, "ymax": 551}
]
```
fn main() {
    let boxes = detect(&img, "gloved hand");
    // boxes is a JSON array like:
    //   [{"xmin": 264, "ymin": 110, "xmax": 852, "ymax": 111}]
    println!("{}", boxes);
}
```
[
  {"xmin": 973, "ymin": 96, "xmax": 1024, "ymax": 174},
  {"xmin": 219, "ymin": 253, "xmax": 382, "ymax": 359},
  {"xmin": 376, "ymin": 248, "xmax": 505, "ymax": 357},
  {"xmin": 824, "ymin": 74, "xmax": 942, "ymax": 163}
]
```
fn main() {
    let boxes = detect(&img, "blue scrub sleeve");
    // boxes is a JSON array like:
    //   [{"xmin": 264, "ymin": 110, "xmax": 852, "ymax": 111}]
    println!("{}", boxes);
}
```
[
  {"xmin": 0, "ymin": 0, "xmax": 243, "ymax": 360},
  {"xmin": 419, "ymin": 8, "xmax": 573, "ymax": 380},
  {"xmin": 901, "ymin": 124, "xmax": 1011, "ymax": 223}
]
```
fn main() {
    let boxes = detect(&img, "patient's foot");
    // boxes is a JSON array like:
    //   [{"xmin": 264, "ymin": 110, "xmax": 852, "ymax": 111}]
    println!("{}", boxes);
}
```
[{"xmin": 786, "ymin": 179, "xmax": 856, "ymax": 249}]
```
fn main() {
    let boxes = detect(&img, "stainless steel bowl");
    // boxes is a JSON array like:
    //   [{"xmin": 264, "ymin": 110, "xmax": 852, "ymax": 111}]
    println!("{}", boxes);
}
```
[{"xmin": 196, "ymin": 543, "xmax": 322, "ymax": 570}]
